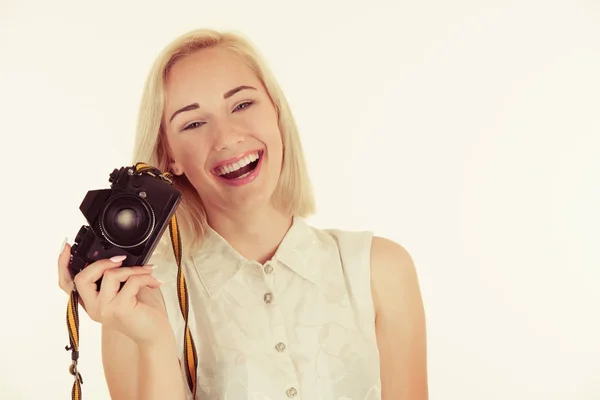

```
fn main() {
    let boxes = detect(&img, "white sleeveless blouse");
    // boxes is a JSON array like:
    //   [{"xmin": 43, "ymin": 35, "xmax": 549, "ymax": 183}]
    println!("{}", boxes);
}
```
[{"xmin": 151, "ymin": 217, "xmax": 382, "ymax": 400}]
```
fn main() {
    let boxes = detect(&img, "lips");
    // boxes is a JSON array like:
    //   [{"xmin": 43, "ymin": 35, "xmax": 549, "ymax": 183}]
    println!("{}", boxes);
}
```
[{"xmin": 211, "ymin": 150, "xmax": 263, "ymax": 180}]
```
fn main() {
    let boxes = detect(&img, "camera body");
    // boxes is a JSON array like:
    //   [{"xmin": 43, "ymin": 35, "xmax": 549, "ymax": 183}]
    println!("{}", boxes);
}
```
[{"xmin": 68, "ymin": 165, "xmax": 182, "ymax": 286}]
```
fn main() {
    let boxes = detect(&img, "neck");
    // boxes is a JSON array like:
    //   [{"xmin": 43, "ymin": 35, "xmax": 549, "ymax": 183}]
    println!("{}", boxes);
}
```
[{"xmin": 206, "ymin": 203, "xmax": 293, "ymax": 264}]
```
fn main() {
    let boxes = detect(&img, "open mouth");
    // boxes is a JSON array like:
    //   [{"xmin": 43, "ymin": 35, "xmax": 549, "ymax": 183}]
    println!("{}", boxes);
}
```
[{"xmin": 213, "ymin": 150, "xmax": 263, "ymax": 180}]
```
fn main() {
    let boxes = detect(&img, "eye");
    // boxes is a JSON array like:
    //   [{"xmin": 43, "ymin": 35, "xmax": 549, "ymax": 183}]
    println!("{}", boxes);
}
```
[
  {"xmin": 233, "ymin": 101, "xmax": 254, "ymax": 112},
  {"xmin": 182, "ymin": 121, "xmax": 205, "ymax": 131}
]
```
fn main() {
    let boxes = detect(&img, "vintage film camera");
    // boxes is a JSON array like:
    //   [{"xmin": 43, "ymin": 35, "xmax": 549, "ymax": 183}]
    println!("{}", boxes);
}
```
[{"xmin": 68, "ymin": 164, "xmax": 182, "ymax": 287}]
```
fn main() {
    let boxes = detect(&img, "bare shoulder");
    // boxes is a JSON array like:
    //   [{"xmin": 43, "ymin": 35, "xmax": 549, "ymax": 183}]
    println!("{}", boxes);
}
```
[
  {"xmin": 370, "ymin": 236, "xmax": 417, "ymax": 282},
  {"xmin": 369, "ymin": 235, "xmax": 424, "ymax": 326},
  {"xmin": 370, "ymin": 236, "xmax": 423, "ymax": 307},
  {"xmin": 369, "ymin": 236, "xmax": 428, "ymax": 399},
  {"xmin": 370, "ymin": 235, "xmax": 425, "ymax": 325}
]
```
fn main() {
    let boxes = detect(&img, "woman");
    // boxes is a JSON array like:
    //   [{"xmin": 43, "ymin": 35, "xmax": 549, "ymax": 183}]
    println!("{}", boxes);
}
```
[{"xmin": 57, "ymin": 28, "xmax": 428, "ymax": 400}]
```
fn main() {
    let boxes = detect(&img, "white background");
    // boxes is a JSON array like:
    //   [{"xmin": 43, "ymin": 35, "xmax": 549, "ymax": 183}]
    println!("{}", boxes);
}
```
[{"xmin": 1, "ymin": 0, "xmax": 599, "ymax": 399}]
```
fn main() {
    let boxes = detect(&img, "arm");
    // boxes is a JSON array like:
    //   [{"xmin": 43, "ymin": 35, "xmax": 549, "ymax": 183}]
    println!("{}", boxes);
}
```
[
  {"xmin": 370, "ymin": 236, "xmax": 428, "ymax": 400},
  {"xmin": 101, "ymin": 286, "xmax": 187, "ymax": 400}
]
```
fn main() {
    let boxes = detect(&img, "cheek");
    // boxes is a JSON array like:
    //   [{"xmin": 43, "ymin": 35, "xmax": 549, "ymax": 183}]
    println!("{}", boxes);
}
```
[
  {"xmin": 258, "ymin": 112, "xmax": 283, "ymax": 153},
  {"xmin": 267, "ymin": 124, "xmax": 283, "ymax": 154},
  {"xmin": 171, "ymin": 139, "xmax": 210, "ymax": 172},
  {"xmin": 265, "ymin": 135, "xmax": 284, "ymax": 178},
  {"xmin": 270, "ymin": 134, "xmax": 283, "ymax": 159}
]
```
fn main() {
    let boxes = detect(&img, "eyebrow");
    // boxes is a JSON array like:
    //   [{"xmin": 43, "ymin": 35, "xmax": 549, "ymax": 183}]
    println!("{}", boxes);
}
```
[
  {"xmin": 169, "ymin": 103, "xmax": 199, "ymax": 123},
  {"xmin": 169, "ymin": 85, "xmax": 257, "ymax": 123}
]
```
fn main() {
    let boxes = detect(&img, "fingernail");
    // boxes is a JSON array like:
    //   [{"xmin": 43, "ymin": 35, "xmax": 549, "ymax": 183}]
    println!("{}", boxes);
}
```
[
  {"xmin": 59, "ymin": 237, "xmax": 67, "ymax": 254},
  {"xmin": 109, "ymin": 255, "xmax": 127, "ymax": 263},
  {"xmin": 143, "ymin": 264, "xmax": 157, "ymax": 270},
  {"xmin": 154, "ymin": 277, "xmax": 163, "ymax": 284}
]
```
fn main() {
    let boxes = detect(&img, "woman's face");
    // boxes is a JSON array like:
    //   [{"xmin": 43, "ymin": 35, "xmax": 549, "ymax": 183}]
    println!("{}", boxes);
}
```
[{"xmin": 162, "ymin": 46, "xmax": 283, "ymax": 216}]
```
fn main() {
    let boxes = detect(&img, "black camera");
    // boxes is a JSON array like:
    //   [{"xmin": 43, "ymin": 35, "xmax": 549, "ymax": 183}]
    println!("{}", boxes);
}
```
[{"xmin": 68, "ymin": 164, "xmax": 182, "ymax": 287}]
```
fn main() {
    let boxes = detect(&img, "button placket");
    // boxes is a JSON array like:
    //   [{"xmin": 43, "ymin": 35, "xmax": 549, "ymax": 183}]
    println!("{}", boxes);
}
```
[
  {"xmin": 275, "ymin": 342, "xmax": 286, "ymax": 352},
  {"xmin": 262, "ymin": 261, "xmax": 298, "ymax": 397},
  {"xmin": 263, "ymin": 292, "xmax": 273, "ymax": 304},
  {"xmin": 264, "ymin": 264, "xmax": 274, "ymax": 274},
  {"xmin": 262, "ymin": 262, "xmax": 275, "ymax": 295}
]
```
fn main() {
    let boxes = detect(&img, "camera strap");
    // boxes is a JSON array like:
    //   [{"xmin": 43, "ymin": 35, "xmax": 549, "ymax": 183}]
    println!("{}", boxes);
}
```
[{"xmin": 65, "ymin": 162, "xmax": 199, "ymax": 399}]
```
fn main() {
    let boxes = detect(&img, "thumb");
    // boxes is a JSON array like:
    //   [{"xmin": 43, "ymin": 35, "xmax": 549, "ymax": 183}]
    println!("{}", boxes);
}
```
[{"xmin": 57, "ymin": 239, "xmax": 74, "ymax": 292}]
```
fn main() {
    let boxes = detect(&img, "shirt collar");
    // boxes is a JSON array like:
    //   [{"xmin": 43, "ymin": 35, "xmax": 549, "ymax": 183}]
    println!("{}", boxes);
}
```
[{"xmin": 190, "ymin": 216, "xmax": 324, "ymax": 298}]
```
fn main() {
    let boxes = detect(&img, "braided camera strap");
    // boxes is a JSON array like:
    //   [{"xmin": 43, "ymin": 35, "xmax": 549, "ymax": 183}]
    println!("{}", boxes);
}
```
[
  {"xmin": 65, "ymin": 162, "xmax": 199, "ymax": 399},
  {"xmin": 66, "ymin": 288, "xmax": 83, "ymax": 400},
  {"xmin": 168, "ymin": 205, "xmax": 200, "ymax": 398}
]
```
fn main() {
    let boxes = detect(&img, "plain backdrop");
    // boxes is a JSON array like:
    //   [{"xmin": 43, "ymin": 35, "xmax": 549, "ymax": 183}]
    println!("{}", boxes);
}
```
[{"xmin": 1, "ymin": 0, "xmax": 599, "ymax": 399}]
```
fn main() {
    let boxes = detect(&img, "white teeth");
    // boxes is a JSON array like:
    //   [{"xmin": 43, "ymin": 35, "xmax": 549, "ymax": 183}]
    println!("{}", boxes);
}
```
[{"xmin": 215, "ymin": 152, "xmax": 260, "ymax": 176}]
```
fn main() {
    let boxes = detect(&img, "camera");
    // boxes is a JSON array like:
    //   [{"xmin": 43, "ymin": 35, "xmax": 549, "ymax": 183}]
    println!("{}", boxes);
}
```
[{"xmin": 68, "ymin": 164, "xmax": 182, "ymax": 288}]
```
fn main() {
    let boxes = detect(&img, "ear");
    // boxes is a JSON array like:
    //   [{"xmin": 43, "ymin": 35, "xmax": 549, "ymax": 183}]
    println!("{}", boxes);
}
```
[{"xmin": 170, "ymin": 161, "xmax": 184, "ymax": 176}]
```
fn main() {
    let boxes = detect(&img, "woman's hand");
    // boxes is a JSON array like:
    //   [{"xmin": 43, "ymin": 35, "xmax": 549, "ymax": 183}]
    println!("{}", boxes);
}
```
[{"xmin": 57, "ymin": 241, "xmax": 172, "ymax": 347}]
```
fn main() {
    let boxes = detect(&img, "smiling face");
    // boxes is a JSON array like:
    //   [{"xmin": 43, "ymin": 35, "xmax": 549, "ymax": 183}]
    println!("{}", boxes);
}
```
[{"xmin": 162, "ymin": 46, "xmax": 284, "ymax": 217}]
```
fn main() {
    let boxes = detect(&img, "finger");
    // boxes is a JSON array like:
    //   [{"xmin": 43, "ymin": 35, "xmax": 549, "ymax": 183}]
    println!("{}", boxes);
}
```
[
  {"xmin": 57, "ymin": 239, "xmax": 73, "ymax": 293},
  {"xmin": 96, "ymin": 266, "xmax": 156, "ymax": 307},
  {"xmin": 113, "ymin": 274, "xmax": 162, "ymax": 307},
  {"xmin": 73, "ymin": 256, "xmax": 127, "ymax": 306}
]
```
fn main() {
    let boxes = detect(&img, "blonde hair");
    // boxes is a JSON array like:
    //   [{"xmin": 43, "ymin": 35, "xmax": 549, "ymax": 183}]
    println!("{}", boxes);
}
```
[{"xmin": 131, "ymin": 28, "xmax": 315, "ymax": 257}]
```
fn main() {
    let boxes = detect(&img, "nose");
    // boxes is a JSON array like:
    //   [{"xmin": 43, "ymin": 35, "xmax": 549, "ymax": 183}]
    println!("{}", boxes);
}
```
[{"xmin": 212, "ymin": 119, "xmax": 245, "ymax": 151}]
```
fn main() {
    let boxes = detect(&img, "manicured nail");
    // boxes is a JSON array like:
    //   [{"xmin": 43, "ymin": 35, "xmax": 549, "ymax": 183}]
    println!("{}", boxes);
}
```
[
  {"xmin": 144, "ymin": 264, "xmax": 157, "ymax": 270},
  {"xmin": 109, "ymin": 255, "xmax": 127, "ymax": 263},
  {"xmin": 59, "ymin": 237, "xmax": 67, "ymax": 254}
]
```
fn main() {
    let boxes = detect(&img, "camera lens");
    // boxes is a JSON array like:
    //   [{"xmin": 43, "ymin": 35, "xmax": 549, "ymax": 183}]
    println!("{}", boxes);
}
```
[{"xmin": 99, "ymin": 193, "xmax": 155, "ymax": 248}]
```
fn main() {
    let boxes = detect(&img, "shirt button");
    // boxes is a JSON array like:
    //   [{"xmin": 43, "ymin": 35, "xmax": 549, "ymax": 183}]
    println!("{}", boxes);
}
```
[
  {"xmin": 275, "ymin": 342, "xmax": 286, "ymax": 352},
  {"xmin": 263, "ymin": 292, "xmax": 273, "ymax": 304},
  {"xmin": 286, "ymin": 387, "xmax": 298, "ymax": 398},
  {"xmin": 264, "ymin": 264, "xmax": 274, "ymax": 274}
]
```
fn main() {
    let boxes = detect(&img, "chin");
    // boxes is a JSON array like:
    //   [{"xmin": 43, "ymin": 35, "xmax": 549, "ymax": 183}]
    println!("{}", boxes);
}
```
[{"xmin": 207, "ymin": 169, "xmax": 280, "ymax": 212}]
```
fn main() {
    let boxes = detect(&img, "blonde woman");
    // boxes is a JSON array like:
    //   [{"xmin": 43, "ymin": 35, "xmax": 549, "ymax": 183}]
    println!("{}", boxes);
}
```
[{"xmin": 57, "ymin": 28, "xmax": 428, "ymax": 400}]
